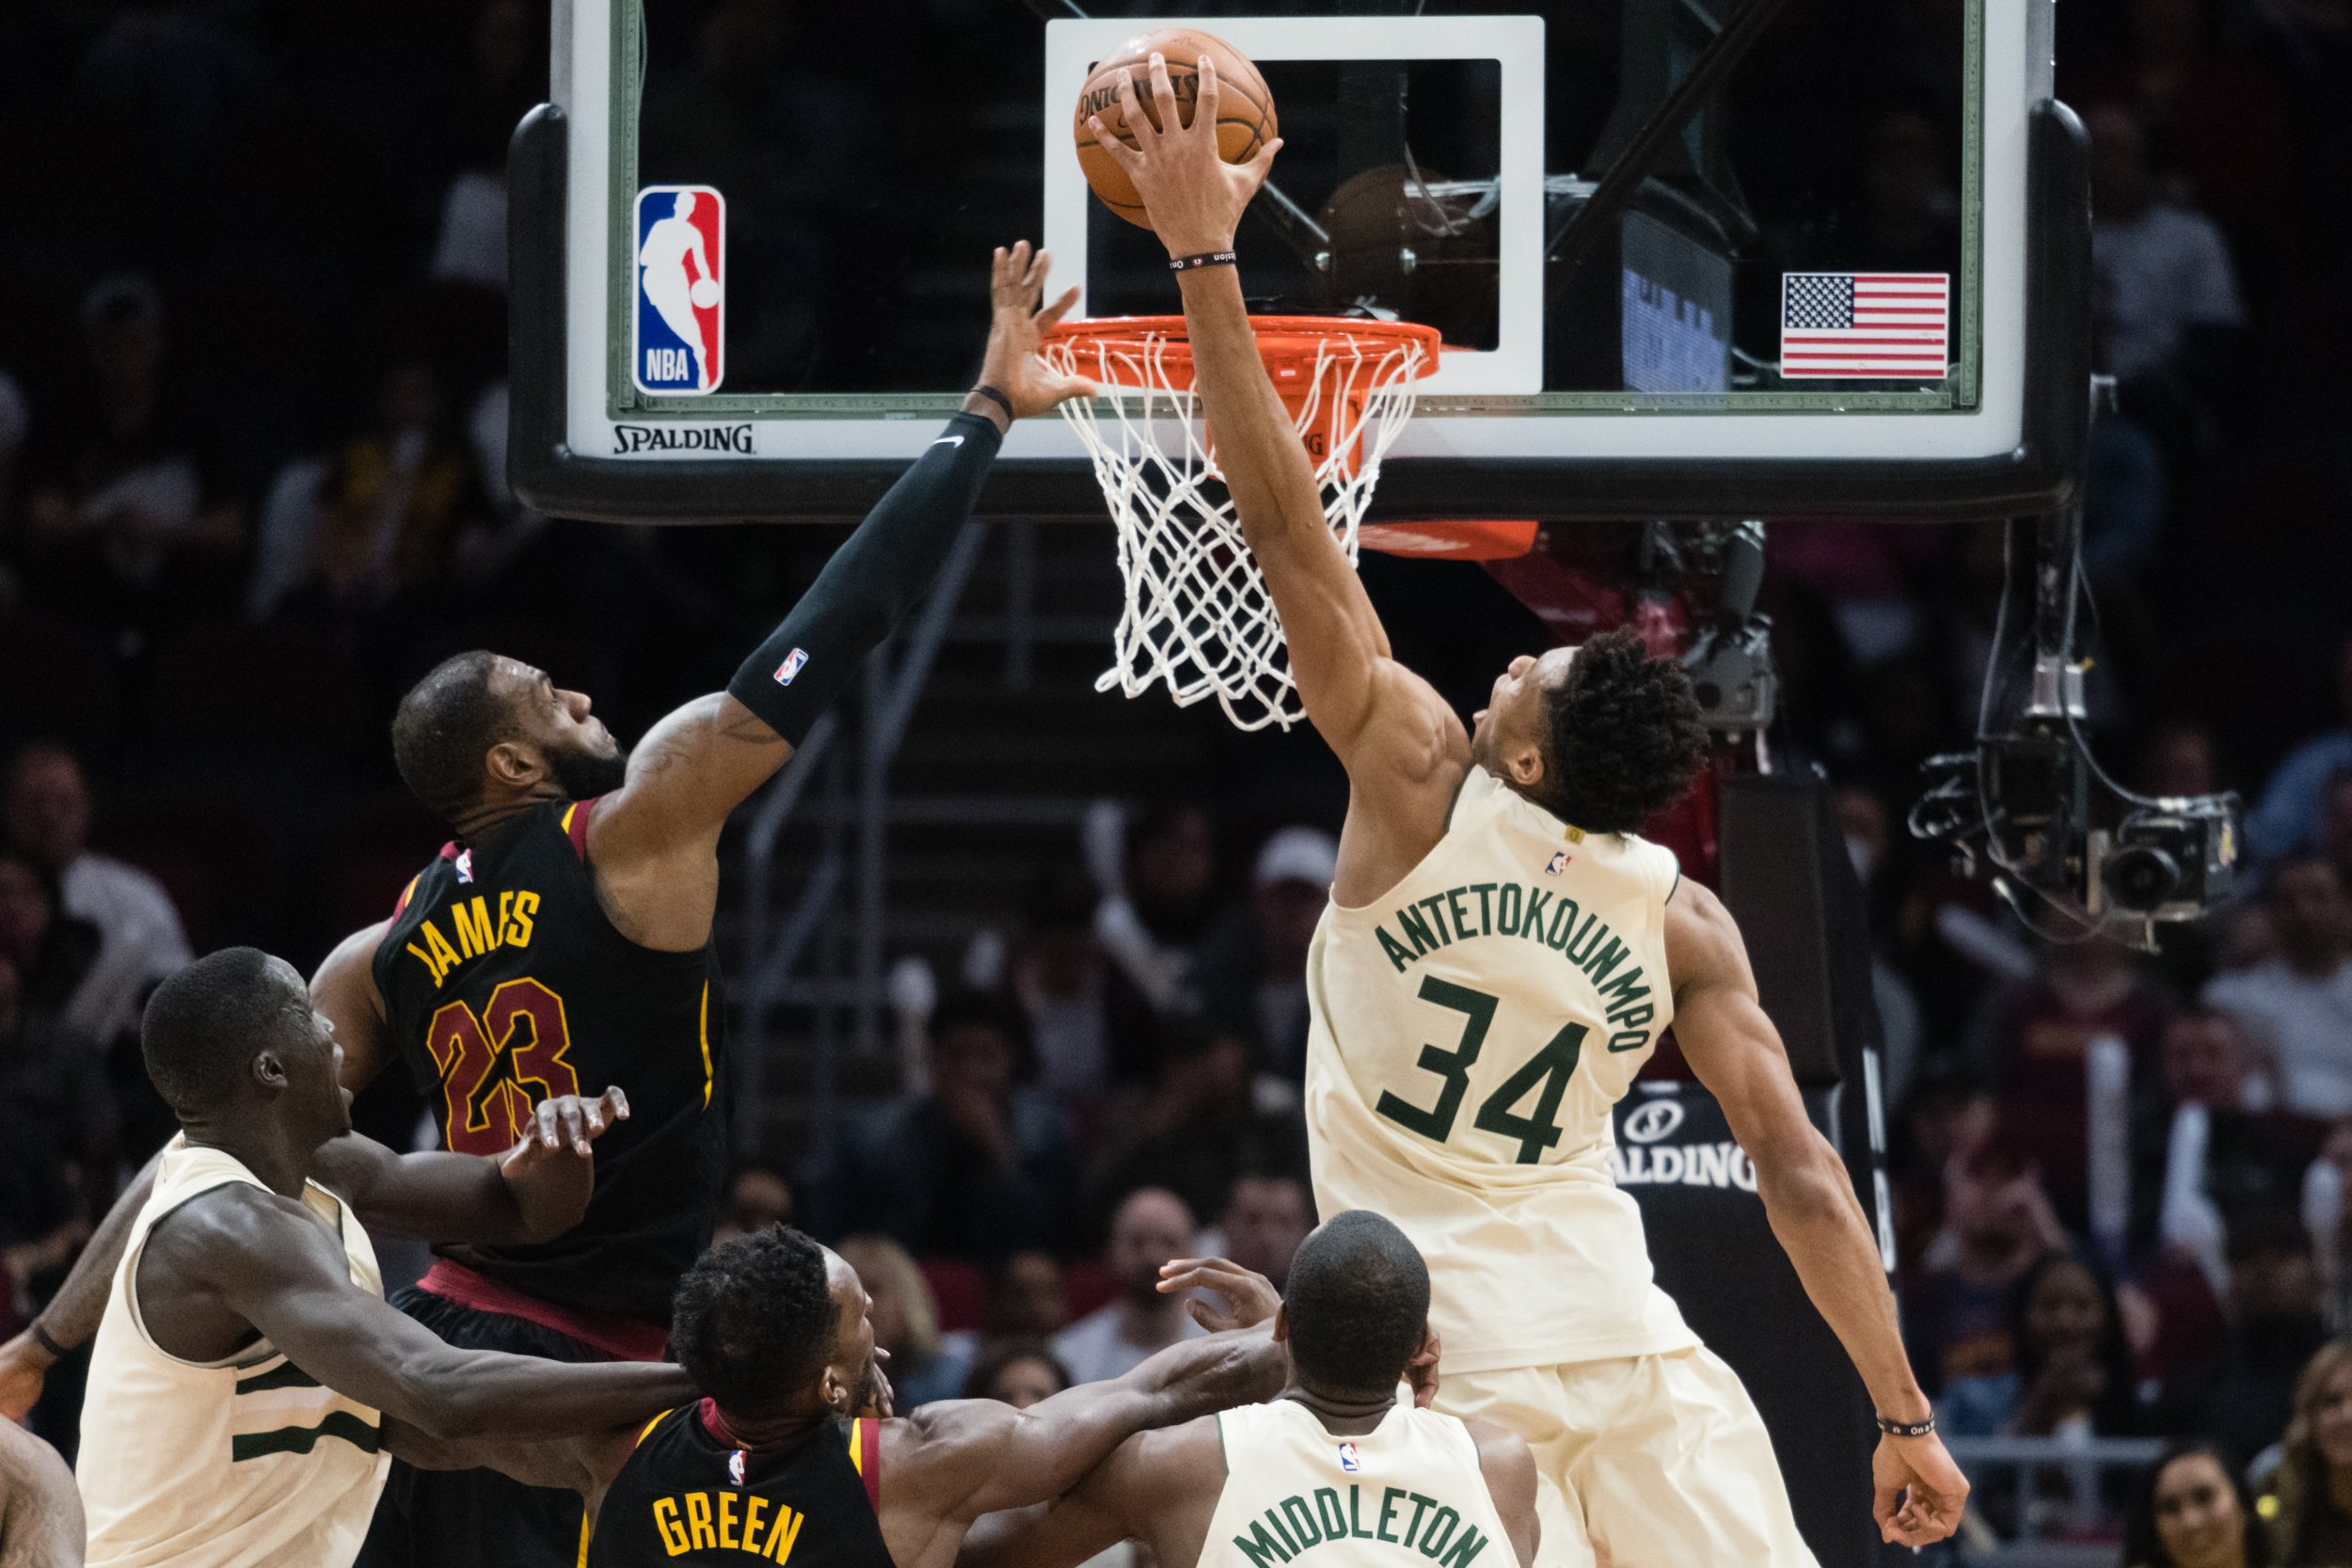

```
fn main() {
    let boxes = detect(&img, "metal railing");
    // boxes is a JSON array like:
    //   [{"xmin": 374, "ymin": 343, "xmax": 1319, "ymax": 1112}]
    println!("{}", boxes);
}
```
[
  {"xmin": 1944, "ymin": 1433, "xmax": 2166, "ymax": 1566},
  {"xmin": 731, "ymin": 517, "xmax": 989, "ymax": 1160}
]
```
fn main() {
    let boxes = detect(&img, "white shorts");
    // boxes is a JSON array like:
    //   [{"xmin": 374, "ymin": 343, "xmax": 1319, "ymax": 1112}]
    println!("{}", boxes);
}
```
[{"xmin": 1438, "ymin": 1345, "xmax": 1820, "ymax": 1568}]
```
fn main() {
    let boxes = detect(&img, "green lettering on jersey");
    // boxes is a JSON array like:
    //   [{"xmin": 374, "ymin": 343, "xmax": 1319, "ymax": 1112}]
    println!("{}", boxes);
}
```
[
  {"xmin": 1232, "ymin": 1518, "xmax": 1295, "ymax": 1568},
  {"xmin": 1394, "ymin": 905, "xmax": 1440, "ymax": 957},
  {"xmin": 1375, "ymin": 925, "xmax": 1417, "ymax": 973},
  {"xmin": 1439, "ymin": 1525, "xmax": 1491, "ymax": 1568}
]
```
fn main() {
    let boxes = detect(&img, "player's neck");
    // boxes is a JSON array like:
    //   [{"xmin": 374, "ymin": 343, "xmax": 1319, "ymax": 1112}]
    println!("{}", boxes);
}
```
[
  {"xmin": 452, "ymin": 788, "xmax": 561, "ymax": 845},
  {"xmin": 1279, "ymin": 1385, "xmax": 1396, "ymax": 1437},
  {"xmin": 180, "ymin": 1116, "xmax": 317, "ymax": 1200},
  {"xmin": 704, "ymin": 1399, "xmax": 829, "ymax": 1452}
]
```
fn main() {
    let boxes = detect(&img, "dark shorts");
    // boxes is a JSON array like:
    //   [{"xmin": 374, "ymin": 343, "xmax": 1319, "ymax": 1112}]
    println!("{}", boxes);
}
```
[{"xmin": 354, "ymin": 1285, "xmax": 606, "ymax": 1568}]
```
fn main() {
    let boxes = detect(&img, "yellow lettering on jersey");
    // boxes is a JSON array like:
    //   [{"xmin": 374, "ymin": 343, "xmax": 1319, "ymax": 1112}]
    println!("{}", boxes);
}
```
[
  {"xmin": 761, "ymin": 1503, "xmax": 805, "ymax": 1562},
  {"xmin": 742, "ymin": 1497, "xmax": 770, "ymax": 1553},
  {"xmin": 499, "ymin": 889, "xmax": 539, "ymax": 947},
  {"xmin": 717, "ymin": 1490, "xmax": 739, "ymax": 1550},
  {"xmin": 653, "ymin": 1497, "xmax": 690, "ymax": 1556},
  {"xmin": 450, "ymin": 896, "xmax": 501, "ymax": 960},
  {"xmin": 685, "ymin": 1491, "xmax": 716, "ymax": 1550},
  {"xmin": 406, "ymin": 920, "xmax": 463, "ymax": 989}
]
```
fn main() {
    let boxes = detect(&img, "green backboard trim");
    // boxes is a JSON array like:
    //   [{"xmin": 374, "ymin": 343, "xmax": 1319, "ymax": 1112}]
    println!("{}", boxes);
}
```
[{"xmin": 604, "ymin": 0, "xmax": 1987, "ymax": 421}]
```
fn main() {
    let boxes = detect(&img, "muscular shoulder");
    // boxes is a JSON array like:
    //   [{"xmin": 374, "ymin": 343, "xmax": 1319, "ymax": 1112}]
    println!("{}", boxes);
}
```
[
  {"xmin": 1661, "ymin": 879, "xmax": 1751, "ymax": 999},
  {"xmin": 140, "ymin": 1180, "xmax": 340, "ymax": 1296}
]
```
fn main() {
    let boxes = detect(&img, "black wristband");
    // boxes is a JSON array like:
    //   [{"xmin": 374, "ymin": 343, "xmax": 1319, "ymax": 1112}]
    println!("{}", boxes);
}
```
[
  {"xmin": 1876, "ymin": 1413, "xmax": 1936, "ymax": 1439},
  {"xmin": 31, "ymin": 1321, "xmax": 70, "ymax": 1359},
  {"xmin": 967, "ymin": 383, "xmax": 1016, "ymax": 422},
  {"xmin": 1169, "ymin": 250, "xmax": 1238, "ymax": 272}
]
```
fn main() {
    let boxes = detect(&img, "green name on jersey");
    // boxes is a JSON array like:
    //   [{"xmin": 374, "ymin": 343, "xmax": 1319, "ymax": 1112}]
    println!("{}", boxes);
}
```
[{"xmin": 1231, "ymin": 1483, "xmax": 1490, "ymax": 1568}]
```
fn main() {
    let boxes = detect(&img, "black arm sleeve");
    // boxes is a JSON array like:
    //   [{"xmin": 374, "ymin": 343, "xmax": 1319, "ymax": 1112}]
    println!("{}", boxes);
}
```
[{"xmin": 726, "ymin": 411, "xmax": 1002, "ymax": 744}]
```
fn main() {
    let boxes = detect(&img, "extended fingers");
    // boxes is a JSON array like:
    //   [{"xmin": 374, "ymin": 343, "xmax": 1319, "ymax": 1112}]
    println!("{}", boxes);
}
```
[
  {"xmin": 1034, "ymin": 283, "xmax": 1079, "ymax": 331},
  {"xmin": 1147, "ymin": 53, "xmax": 1180, "ymax": 132},
  {"xmin": 1087, "ymin": 111, "xmax": 1141, "ymax": 172},
  {"xmin": 1196, "ymin": 55, "xmax": 1220, "ymax": 128}
]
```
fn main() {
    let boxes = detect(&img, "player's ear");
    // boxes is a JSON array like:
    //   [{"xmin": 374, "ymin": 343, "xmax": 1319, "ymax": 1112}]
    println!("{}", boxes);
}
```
[
  {"xmin": 818, "ymin": 1364, "xmax": 853, "ymax": 1417},
  {"xmin": 1271, "ymin": 1305, "xmax": 1292, "ymax": 1346},
  {"xmin": 483, "ymin": 738, "xmax": 543, "ymax": 793},
  {"xmin": 251, "ymin": 1048, "xmax": 289, "ymax": 1094}
]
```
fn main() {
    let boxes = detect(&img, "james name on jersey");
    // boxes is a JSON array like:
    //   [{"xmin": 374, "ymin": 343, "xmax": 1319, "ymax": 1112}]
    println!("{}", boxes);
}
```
[{"xmin": 1363, "ymin": 879, "xmax": 1660, "ymax": 1053}]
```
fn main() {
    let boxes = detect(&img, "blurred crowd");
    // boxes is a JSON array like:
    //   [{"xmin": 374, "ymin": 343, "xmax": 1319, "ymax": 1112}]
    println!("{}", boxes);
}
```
[{"xmin": 2, "ymin": 2, "xmax": 2351, "ymax": 1563}]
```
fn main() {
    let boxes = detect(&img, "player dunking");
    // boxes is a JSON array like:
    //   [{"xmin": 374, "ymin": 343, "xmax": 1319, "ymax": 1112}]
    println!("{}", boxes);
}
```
[
  {"xmin": 1089, "ymin": 57, "xmax": 1968, "ymax": 1566},
  {"xmin": 0, "ymin": 243, "xmax": 1096, "ymax": 1568}
]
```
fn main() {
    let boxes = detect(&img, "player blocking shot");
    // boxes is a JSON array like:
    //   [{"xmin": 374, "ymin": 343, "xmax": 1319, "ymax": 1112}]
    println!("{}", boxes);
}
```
[
  {"xmin": 1088, "ymin": 54, "xmax": 1967, "ymax": 1566},
  {"xmin": 0, "ymin": 244, "xmax": 1097, "ymax": 1568}
]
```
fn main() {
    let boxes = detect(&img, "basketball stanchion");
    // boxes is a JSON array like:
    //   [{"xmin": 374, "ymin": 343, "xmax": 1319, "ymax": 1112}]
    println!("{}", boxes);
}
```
[{"xmin": 1044, "ymin": 315, "xmax": 1439, "ymax": 732}]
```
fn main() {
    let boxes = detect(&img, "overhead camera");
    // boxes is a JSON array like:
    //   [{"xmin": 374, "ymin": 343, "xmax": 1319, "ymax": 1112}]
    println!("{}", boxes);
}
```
[
  {"xmin": 1908, "ymin": 476, "xmax": 2244, "ymax": 943},
  {"xmin": 2091, "ymin": 800, "xmax": 2240, "ymax": 918}
]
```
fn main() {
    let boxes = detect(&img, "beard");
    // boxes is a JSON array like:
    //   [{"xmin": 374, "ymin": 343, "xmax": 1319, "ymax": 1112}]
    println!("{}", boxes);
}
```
[{"xmin": 548, "ymin": 741, "xmax": 628, "ymax": 800}]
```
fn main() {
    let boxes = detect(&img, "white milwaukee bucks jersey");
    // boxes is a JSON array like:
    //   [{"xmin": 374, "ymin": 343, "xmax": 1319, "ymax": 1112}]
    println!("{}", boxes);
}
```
[
  {"xmin": 1201, "ymin": 1402, "xmax": 1513, "ymax": 1568},
  {"xmin": 79, "ymin": 1136, "xmax": 391, "ymax": 1568},
  {"xmin": 1303, "ymin": 765, "xmax": 1697, "ymax": 1374}
]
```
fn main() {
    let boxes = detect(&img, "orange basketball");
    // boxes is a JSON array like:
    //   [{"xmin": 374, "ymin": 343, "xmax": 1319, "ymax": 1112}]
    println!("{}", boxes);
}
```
[{"xmin": 1073, "ymin": 28, "xmax": 1279, "ymax": 230}]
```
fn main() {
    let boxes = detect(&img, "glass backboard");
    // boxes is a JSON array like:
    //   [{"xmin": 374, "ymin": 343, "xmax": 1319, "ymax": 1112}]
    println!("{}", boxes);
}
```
[{"xmin": 512, "ymin": 0, "xmax": 2086, "ymax": 523}]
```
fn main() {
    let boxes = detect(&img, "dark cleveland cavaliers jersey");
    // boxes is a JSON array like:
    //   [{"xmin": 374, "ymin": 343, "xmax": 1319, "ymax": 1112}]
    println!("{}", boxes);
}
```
[
  {"xmin": 590, "ymin": 1407, "xmax": 890, "ymax": 1568},
  {"xmin": 373, "ymin": 797, "xmax": 727, "ymax": 1323}
]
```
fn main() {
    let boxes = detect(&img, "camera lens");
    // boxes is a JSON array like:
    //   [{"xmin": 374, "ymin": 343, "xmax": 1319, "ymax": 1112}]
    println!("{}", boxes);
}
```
[{"xmin": 2105, "ymin": 845, "xmax": 2182, "ymax": 911}]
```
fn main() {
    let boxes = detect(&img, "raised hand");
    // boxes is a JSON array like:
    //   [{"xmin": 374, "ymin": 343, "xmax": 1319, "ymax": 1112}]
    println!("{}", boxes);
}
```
[
  {"xmin": 500, "ymin": 1087, "xmax": 629, "ymax": 1239},
  {"xmin": 504, "ymin": 1085, "xmax": 631, "ymax": 1164},
  {"xmin": 974, "ymin": 241, "xmax": 1096, "ymax": 421},
  {"xmin": 1157, "ymin": 1257, "xmax": 1281, "ymax": 1331},
  {"xmin": 1088, "ymin": 54, "xmax": 1282, "ymax": 259},
  {"xmin": 1872, "ymin": 1431, "xmax": 1969, "ymax": 1547}
]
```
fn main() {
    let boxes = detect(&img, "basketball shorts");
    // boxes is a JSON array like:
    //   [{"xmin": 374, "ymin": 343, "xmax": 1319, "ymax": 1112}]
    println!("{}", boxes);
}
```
[
  {"xmin": 353, "ymin": 1286, "xmax": 612, "ymax": 1568},
  {"xmin": 1437, "ymin": 1344, "xmax": 1820, "ymax": 1568}
]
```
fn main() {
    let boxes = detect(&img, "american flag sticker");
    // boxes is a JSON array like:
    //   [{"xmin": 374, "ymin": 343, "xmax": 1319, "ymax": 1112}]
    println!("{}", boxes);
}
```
[{"xmin": 1779, "ymin": 273, "xmax": 1949, "ymax": 379}]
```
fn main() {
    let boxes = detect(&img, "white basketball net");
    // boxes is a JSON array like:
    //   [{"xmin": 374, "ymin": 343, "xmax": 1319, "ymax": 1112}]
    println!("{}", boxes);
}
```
[{"xmin": 1046, "ymin": 325, "xmax": 1430, "ymax": 732}]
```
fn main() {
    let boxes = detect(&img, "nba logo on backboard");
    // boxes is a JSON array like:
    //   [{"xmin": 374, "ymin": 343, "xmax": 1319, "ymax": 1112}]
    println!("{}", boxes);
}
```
[
  {"xmin": 634, "ymin": 185, "xmax": 724, "ymax": 395},
  {"xmin": 1337, "ymin": 1442, "xmax": 1361, "ymax": 1473}
]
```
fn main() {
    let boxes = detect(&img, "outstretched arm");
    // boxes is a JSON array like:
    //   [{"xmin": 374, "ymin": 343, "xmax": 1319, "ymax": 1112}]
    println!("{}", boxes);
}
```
[
  {"xmin": 586, "ymin": 245, "xmax": 1093, "ymax": 869},
  {"xmin": 885, "ymin": 1321, "xmax": 1282, "ymax": 1528},
  {"xmin": 311, "ymin": 1089, "xmax": 628, "ymax": 1244},
  {"xmin": 1089, "ymin": 58, "xmax": 1463, "ymax": 783},
  {"xmin": 157, "ymin": 1187, "xmax": 692, "ymax": 1441},
  {"xmin": 1664, "ymin": 880, "xmax": 1966, "ymax": 1548}
]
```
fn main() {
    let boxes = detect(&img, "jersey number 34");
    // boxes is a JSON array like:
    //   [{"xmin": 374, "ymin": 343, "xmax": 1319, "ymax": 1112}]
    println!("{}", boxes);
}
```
[{"xmin": 1375, "ymin": 976, "xmax": 1585, "ymax": 1164}]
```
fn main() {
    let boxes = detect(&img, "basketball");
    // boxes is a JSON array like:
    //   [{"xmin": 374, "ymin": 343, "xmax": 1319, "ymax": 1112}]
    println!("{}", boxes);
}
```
[{"xmin": 1073, "ymin": 28, "xmax": 1279, "ymax": 230}]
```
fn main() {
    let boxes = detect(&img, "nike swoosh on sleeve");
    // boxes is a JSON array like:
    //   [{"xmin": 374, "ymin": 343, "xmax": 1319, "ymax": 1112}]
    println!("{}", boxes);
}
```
[{"xmin": 931, "ymin": 435, "xmax": 966, "ymax": 449}]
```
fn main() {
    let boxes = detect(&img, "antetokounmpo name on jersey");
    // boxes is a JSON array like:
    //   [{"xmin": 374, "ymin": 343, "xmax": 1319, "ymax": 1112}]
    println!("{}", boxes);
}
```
[
  {"xmin": 1232, "ymin": 1483, "xmax": 1491, "ymax": 1568},
  {"xmin": 1370, "ymin": 883, "xmax": 1658, "ymax": 1053}
]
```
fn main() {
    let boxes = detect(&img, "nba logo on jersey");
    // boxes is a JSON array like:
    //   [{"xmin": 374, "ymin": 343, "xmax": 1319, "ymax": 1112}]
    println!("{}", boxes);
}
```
[
  {"xmin": 1337, "ymin": 1442, "xmax": 1361, "ymax": 1473},
  {"xmin": 728, "ymin": 1449, "xmax": 746, "ymax": 1486},
  {"xmin": 453, "ymin": 848, "xmax": 474, "ymax": 885},
  {"xmin": 1544, "ymin": 849, "xmax": 1570, "ymax": 876},
  {"xmin": 633, "ymin": 185, "xmax": 725, "ymax": 395}
]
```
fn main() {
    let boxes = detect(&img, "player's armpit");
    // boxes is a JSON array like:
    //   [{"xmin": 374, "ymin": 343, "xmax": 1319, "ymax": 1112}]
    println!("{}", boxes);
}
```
[
  {"xmin": 951, "ymin": 1436, "xmax": 1151, "ymax": 1568},
  {"xmin": 379, "ymin": 1417, "xmax": 631, "ymax": 1498},
  {"xmin": 1466, "ymin": 1419, "xmax": 1541, "ymax": 1568},
  {"xmin": 311, "ymin": 921, "xmax": 394, "ymax": 1092}
]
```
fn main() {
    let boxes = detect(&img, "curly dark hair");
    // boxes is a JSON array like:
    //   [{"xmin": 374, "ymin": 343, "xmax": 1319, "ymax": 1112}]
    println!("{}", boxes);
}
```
[
  {"xmin": 1533, "ymin": 627, "xmax": 1708, "ymax": 834},
  {"xmin": 670, "ymin": 1227, "xmax": 840, "ymax": 1418}
]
